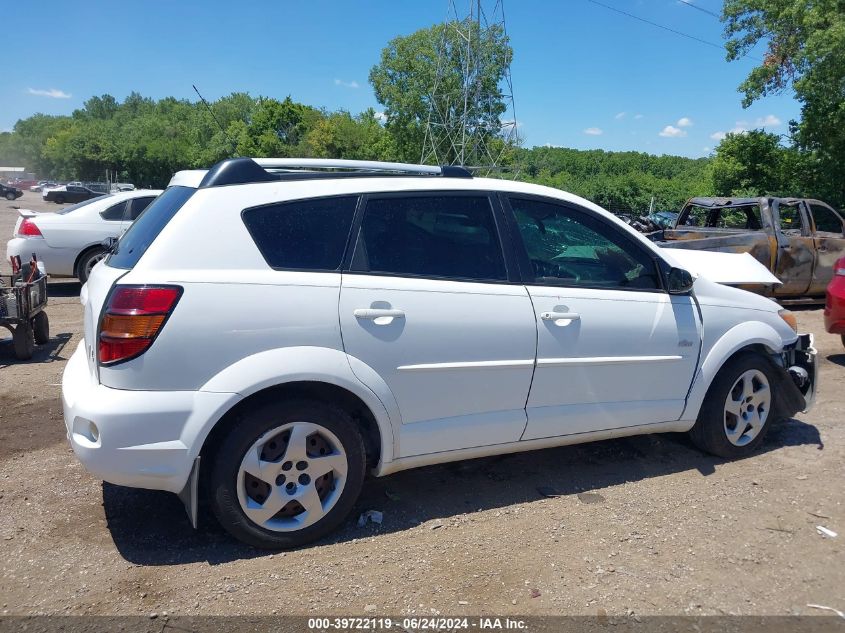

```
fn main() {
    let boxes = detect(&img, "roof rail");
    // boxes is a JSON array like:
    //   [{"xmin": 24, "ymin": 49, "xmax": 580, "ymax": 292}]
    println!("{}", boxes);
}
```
[{"xmin": 199, "ymin": 158, "xmax": 472, "ymax": 188}]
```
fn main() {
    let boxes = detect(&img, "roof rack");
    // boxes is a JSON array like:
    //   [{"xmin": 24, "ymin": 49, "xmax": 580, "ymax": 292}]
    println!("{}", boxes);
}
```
[{"xmin": 199, "ymin": 158, "xmax": 472, "ymax": 188}]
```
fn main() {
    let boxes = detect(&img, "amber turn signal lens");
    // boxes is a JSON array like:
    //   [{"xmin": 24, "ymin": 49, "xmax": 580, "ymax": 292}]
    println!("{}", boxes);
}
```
[
  {"xmin": 778, "ymin": 309, "xmax": 798, "ymax": 333},
  {"xmin": 101, "ymin": 314, "xmax": 166, "ymax": 339}
]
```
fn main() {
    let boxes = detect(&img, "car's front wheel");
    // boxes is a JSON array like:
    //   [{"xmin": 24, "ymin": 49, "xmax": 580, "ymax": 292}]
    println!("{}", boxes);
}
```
[
  {"xmin": 5, "ymin": 192, "xmax": 15, "ymax": 201},
  {"xmin": 209, "ymin": 399, "xmax": 366, "ymax": 549},
  {"xmin": 690, "ymin": 353, "xmax": 777, "ymax": 459}
]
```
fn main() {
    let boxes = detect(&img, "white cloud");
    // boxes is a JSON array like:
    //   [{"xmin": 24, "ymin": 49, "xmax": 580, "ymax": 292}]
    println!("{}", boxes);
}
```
[
  {"xmin": 374, "ymin": 111, "xmax": 387, "ymax": 123},
  {"xmin": 615, "ymin": 111, "xmax": 627, "ymax": 120},
  {"xmin": 634, "ymin": 113, "xmax": 644, "ymax": 120},
  {"xmin": 710, "ymin": 131, "xmax": 725, "ymax": 140},
  {"xmin": 27, "ymin": 87, "xmax": 71, "ymax": 99},
  {"xmin": 677, "ymin": 117, "xmax": 693, "ymax": 127},
  {"xmin": 702, "ymin": 146, "xmax": 711, "ymax": 153},
  {"xmin": 583, "ymin": 127, "xmax": 603, "ymax": 136},
  {"xmin": 755, "ymin": 114, "xmax": 782, "ymax": 127},
  {"xmin": 659, "ymin": 125, "xmax": 687, "ymax": 138},
  {"xmin": 543, "ymin": 142, "xmax": 563, "ymax": 148},
  {"xmin": 730, "ymin": 125, "xmax": 748, "ymax": 134},
  {"xmin": 333, "ymin": 79, "xmax": 359, "ymax": 89}
]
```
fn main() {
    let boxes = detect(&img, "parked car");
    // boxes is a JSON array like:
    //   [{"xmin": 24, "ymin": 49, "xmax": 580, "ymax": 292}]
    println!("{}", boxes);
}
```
[
  {"xmin": 30, "ymin": 181, "xmax": 58, "ymax": 192},
  {"xmin": 655, "ymin": 197, "xmax": 845, "ymax": 299},
  {"xmin": 43, "ymin": 185, "xmax": 104, "ymax": 204},
  {"xmin": 6, "ymin": 189, "xmax": 162, "ymax": 282},
  {"xmin": 1, "ymin": 183, "xmax": 23, "ymax": 201},
  {"xmin": 61, "ymin": 158, "xmax": 817, "ymax": 549},
  {"xmin": 824, "ymin": 256, "xmax": 845, "ymax": 348}
]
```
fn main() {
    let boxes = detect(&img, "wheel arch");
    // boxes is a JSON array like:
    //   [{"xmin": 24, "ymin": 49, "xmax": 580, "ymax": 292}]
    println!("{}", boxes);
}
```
[
  {"xmin": 682, "ymin": 320, "xmax": 786, "ymax": 423},
  {"xmin": 192, "ymin": 346, "xmax": 398, "ymax": 477}
]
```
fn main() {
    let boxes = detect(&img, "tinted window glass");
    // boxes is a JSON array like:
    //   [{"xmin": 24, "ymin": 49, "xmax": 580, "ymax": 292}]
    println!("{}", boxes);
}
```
[
  {"xmin": 510, "ymin": 197, "xmax": 660, "ymax": 290},
  {"xmin": 108, "ymin": 186, "xmax": 195, "ymax": 270},
  {"xmin": 100, "ymin": 201, "xmax": 127, "ymax": 221},
  {"xmin": 810, "ymin": 204, "xmax": 843, "ymax": 234},
  {"xmin": 242, "ymin": 196, "xmax": 358, "ymax": 270},
  {"xmin": 127, "ymin": 196, "xmax": 154, "ymax": 221},
  {"xmin": 354, "ymin": 195, "xmax": 506, "ymax": 282}
]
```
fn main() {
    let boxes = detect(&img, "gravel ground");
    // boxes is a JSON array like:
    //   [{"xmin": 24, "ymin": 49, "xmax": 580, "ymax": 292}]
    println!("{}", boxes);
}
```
[{"xmin": 0, "ymin": 192, "xmax": 843, "ymax": 617}]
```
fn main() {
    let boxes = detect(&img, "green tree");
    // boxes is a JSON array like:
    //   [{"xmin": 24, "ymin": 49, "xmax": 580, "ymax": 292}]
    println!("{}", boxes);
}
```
[
  {"xmin": 710, "ymin": 130, "xmax": 797, "ymax": 196},
  {"xmin": 369, "ymin": 20, "xmax": 513, "ymax": 163},
  {"xmin": 723, "ymin": 0, "xmax": 845, "ymax": 205}
]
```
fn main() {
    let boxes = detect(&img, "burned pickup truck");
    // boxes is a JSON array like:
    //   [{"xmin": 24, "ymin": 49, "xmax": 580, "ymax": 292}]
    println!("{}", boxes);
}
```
[{"xmin": 653, "ymin": 197, "xmax": 845, "ymax": 299}]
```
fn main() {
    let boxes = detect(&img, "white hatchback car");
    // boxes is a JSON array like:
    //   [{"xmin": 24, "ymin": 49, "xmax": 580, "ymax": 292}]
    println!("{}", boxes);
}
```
[
  {"xmin": 7, "ymin": 189, "xmax": 162, "ymax": 282},
  {"xmin": 61, "ymin": 158, "xmax": 817, "ymax": 549}
]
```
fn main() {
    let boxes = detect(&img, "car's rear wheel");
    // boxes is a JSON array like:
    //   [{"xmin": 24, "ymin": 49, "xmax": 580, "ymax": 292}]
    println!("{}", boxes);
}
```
[
  {"xmin": 76, "ymin": 248, "xmax": 107, "ymax": 283},
  {"xmin": 209, "ymin": 399, "xmax": 366, "ymax": 549},
  {"xmin": 690, "ymin": 353, "xmax": 777, "ymax": 459},
  {"xmin": 54, "ymin": 195, "xmax": 65, "ymax": 204},
  {"xmin": 5, "ymin": 192, "xmax": 15, "ymax": 201}
]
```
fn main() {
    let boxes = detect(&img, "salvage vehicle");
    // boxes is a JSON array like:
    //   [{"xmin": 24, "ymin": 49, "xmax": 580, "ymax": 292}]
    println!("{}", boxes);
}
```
[
  {"xmin": 43, "ymin": 185, "xmax": 104, "ymax": 205},
  {"xmin": 7, "ymin": 190, "xmax": 162, "ymax": 282},
  {"xmin": 824, "ymin": 256, "xmax": 845, "ymax": 348},
  {"xmin": 62, "ymin": 158, "xmax": 817, "ymax": 549},
  {"xmin": 0, "ymin": 183, "xmax": 23, "ymax": 201},
  {"xmin": 656, "ymin": 197, "xmax": 845, "ymax": 300}
]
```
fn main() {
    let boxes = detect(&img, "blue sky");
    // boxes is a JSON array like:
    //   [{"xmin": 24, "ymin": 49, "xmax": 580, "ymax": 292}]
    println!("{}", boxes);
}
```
[{"xmin": 3, "ymin": 0, "xmax": 799, "ymax": 158}]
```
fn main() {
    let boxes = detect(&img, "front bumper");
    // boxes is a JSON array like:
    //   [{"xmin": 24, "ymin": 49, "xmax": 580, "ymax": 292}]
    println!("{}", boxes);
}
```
[
  {"xmin": 61, "ymin": 341, "xmax": 235, "ymax": 494},
  {"xmin": 775, "ymin": 333, "xmax": 817, "ymax": 417}
]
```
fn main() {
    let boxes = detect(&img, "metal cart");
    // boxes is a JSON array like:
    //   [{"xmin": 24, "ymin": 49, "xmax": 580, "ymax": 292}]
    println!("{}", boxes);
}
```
[{"xmin": 1, "ymin": 271, "xmax": 49, "ymax": 360}]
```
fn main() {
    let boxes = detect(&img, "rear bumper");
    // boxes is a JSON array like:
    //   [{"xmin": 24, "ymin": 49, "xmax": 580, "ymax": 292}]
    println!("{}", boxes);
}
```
[
  {"xmin": 61, "ymin": 341, "xmax": 235, "ymax": 493},
  {"xmin": 7, "ymin": 237, "xmax": 75, "ymax": 277}
]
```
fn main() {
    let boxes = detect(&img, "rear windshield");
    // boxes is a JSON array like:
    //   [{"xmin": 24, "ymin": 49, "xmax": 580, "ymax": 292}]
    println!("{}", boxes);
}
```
[
  {"xmin": 107, "ymin": 186, "xmax": 194, "ymax": 269},
  {"xmin": 56, "ymin": 195, "xmax": 113, "ymax": 215}
]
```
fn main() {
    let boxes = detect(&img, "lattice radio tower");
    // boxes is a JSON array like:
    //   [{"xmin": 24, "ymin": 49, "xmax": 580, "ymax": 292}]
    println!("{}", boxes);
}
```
[{"xmin": 421, "ymin": 0, "xmax": 519, "ymax": 170}]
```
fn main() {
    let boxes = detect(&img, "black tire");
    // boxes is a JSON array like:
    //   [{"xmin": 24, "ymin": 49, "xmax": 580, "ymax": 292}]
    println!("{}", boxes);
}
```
[
  {"xmin": 5, "ymin": 192, "xmax": 15, "ymax": 201},
  {"xmin": 841, "ymin": 334, "xmax": 845, "ymax": 349},
  {"xmin": 689, "ymin": 353, "xmax": 778, "ymax": 459},
  {"xmin": 32, "ymin": 311, "xmax": 49, "ymax": 345},
  {"xmin": 55, "ymin": 195, "xmax": 65, "ymax": 204},
  {"xmin": 76, "ymin": 248, "xmax": 107, "ymax": 283},
  {"xmin": 209, "ymin": 399, "xmax": 367, "ymax": 549},
  {"xmin": 13, "ymin": 324, "xmax": 34, "ymax": 360}
]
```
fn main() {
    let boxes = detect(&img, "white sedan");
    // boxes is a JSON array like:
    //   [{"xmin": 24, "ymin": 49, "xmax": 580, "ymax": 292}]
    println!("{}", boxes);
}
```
[{"xmin": 6, "ymin": 189, "xmax": 162, "ymax": 282}]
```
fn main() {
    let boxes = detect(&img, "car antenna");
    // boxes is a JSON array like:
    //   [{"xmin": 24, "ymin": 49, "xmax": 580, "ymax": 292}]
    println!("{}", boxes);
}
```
[{"xmin": 192, "ymin": 84, "xmax": 238, "ymax": 156}]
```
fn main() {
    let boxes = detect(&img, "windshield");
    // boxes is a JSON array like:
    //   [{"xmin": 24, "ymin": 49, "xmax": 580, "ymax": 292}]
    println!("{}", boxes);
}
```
[
  {"xmin": 108, "ymin": 186, "xmax": 194, "ymax": 269},
  {"xmin": 55, "ymin": 194, "xmax": 114, "ymax": 215}
]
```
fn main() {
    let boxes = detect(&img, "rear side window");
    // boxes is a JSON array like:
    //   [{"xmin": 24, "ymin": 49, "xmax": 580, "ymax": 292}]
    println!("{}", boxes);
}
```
[
  {"xmin": 351, "ymin": 195, "xmax": 507, "ymax": 282},
  {"xmin": 108, "ymin": 186, "xmax": 195, "ymax": 270},
  {"xmin": 810, "ymin": 203, "xmax": 844, "ymax": 234},
  {"xmin": 242, "ymin": 196, "xmax": 358, "ymax": 271}
]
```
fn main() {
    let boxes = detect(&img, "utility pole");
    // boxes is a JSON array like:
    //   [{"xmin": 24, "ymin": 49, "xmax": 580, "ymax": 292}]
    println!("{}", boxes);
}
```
[{"xmin": 421, "ymin": 0, "xmax": 519, "ymax": 171}]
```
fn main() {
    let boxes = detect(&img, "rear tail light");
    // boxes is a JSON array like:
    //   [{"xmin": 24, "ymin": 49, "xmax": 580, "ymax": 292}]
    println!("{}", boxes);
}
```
[
  {"xmin": 98, "ymin": 285, "xmax": 182, "ymax": 365},
  {"xmin": 835, "ymin": 258, "xmax": 845, "ymax": 276},
  {"xmin": 17, "ymin": 219, "xmax": 43, "ymax": 237}
]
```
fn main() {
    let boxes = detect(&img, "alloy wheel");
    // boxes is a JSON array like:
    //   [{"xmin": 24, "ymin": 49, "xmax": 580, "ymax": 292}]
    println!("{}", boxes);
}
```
[
  {"xmin": 236, "ymin": 421, "xmax": 348, "ymax": 532},
  {"xmin": 723, "ymin": 369, "xmax": 770, "ymax": 447}
]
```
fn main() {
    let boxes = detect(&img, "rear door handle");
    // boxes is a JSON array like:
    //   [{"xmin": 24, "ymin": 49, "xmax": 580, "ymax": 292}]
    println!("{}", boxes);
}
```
[
  {"xmin": 541, "ymin": 311, "xmax": 581, "ymax": 323},
  {"xmin": 354, "ymin": 308, "xmax": 405, "ymax": 322}
]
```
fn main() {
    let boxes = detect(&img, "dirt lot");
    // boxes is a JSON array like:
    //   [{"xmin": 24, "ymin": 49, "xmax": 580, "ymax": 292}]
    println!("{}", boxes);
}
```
[{"xmin": 0, "ymin": 192, "xmax": 843, "ymax": 617}]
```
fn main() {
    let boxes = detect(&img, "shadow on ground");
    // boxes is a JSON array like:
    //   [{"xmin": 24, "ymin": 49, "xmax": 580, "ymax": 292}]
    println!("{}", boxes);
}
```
[
  {"xmin": 0, "ymin": 332, "xmax": 73, "ymax": 366},
  {"xmin": 46, "ymin": 280, "xmax": 82, "ymax": 298},
  {"xmin": 103, "ymin": 417, "xmax": 823, "ymax": 566},
  {"xmin": 827, "ymin": 354, "xmax": 845, "ymax": 367}
]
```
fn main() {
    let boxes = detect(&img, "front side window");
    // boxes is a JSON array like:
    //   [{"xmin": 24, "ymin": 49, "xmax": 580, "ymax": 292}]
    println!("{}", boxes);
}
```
[
  {"xmin": 242, "ymin": 195, "xmax": 358, "ymax": 271},
  {"xmin": 509, "ymin": 197, "xmax": 660, "ymax": 290},
  {"xmin": 810, "ymin": 203, "xmax": 844, "ymax": 234},
  {"xmin": 352, "ymin": 195, "xmax": 507, "ymax": 282}
]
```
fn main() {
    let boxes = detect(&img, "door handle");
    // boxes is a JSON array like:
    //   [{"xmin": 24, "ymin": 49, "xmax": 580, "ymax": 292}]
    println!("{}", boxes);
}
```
[
  {"xmin": 354, "ymin": 308, "xmax": 405, "ymax": 321},
  {"xmin": 541, "ymin": 311, "xmax": 581, "ymax": 322}
]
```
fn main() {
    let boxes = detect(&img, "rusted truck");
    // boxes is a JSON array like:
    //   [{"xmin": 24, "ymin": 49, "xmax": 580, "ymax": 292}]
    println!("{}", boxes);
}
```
[{"xmin": 654, "ymin": 197, "xmax": 845, "ymax": 299}]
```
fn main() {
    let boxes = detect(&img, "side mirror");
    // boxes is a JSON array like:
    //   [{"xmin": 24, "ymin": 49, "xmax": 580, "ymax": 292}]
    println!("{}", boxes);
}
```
[
  {"xmin": 667, "ymin": 267, "xmax": 694, "ymax": 294},
  {"xmin": 101, "ymin": 237, "xmax": 118, "ymax": 253}
]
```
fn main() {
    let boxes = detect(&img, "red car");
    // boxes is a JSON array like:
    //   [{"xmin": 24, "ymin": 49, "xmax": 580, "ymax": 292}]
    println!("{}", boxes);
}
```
[{"xmin": 824, "ymin": 256, "xmax": 845, "ymax": 348}]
